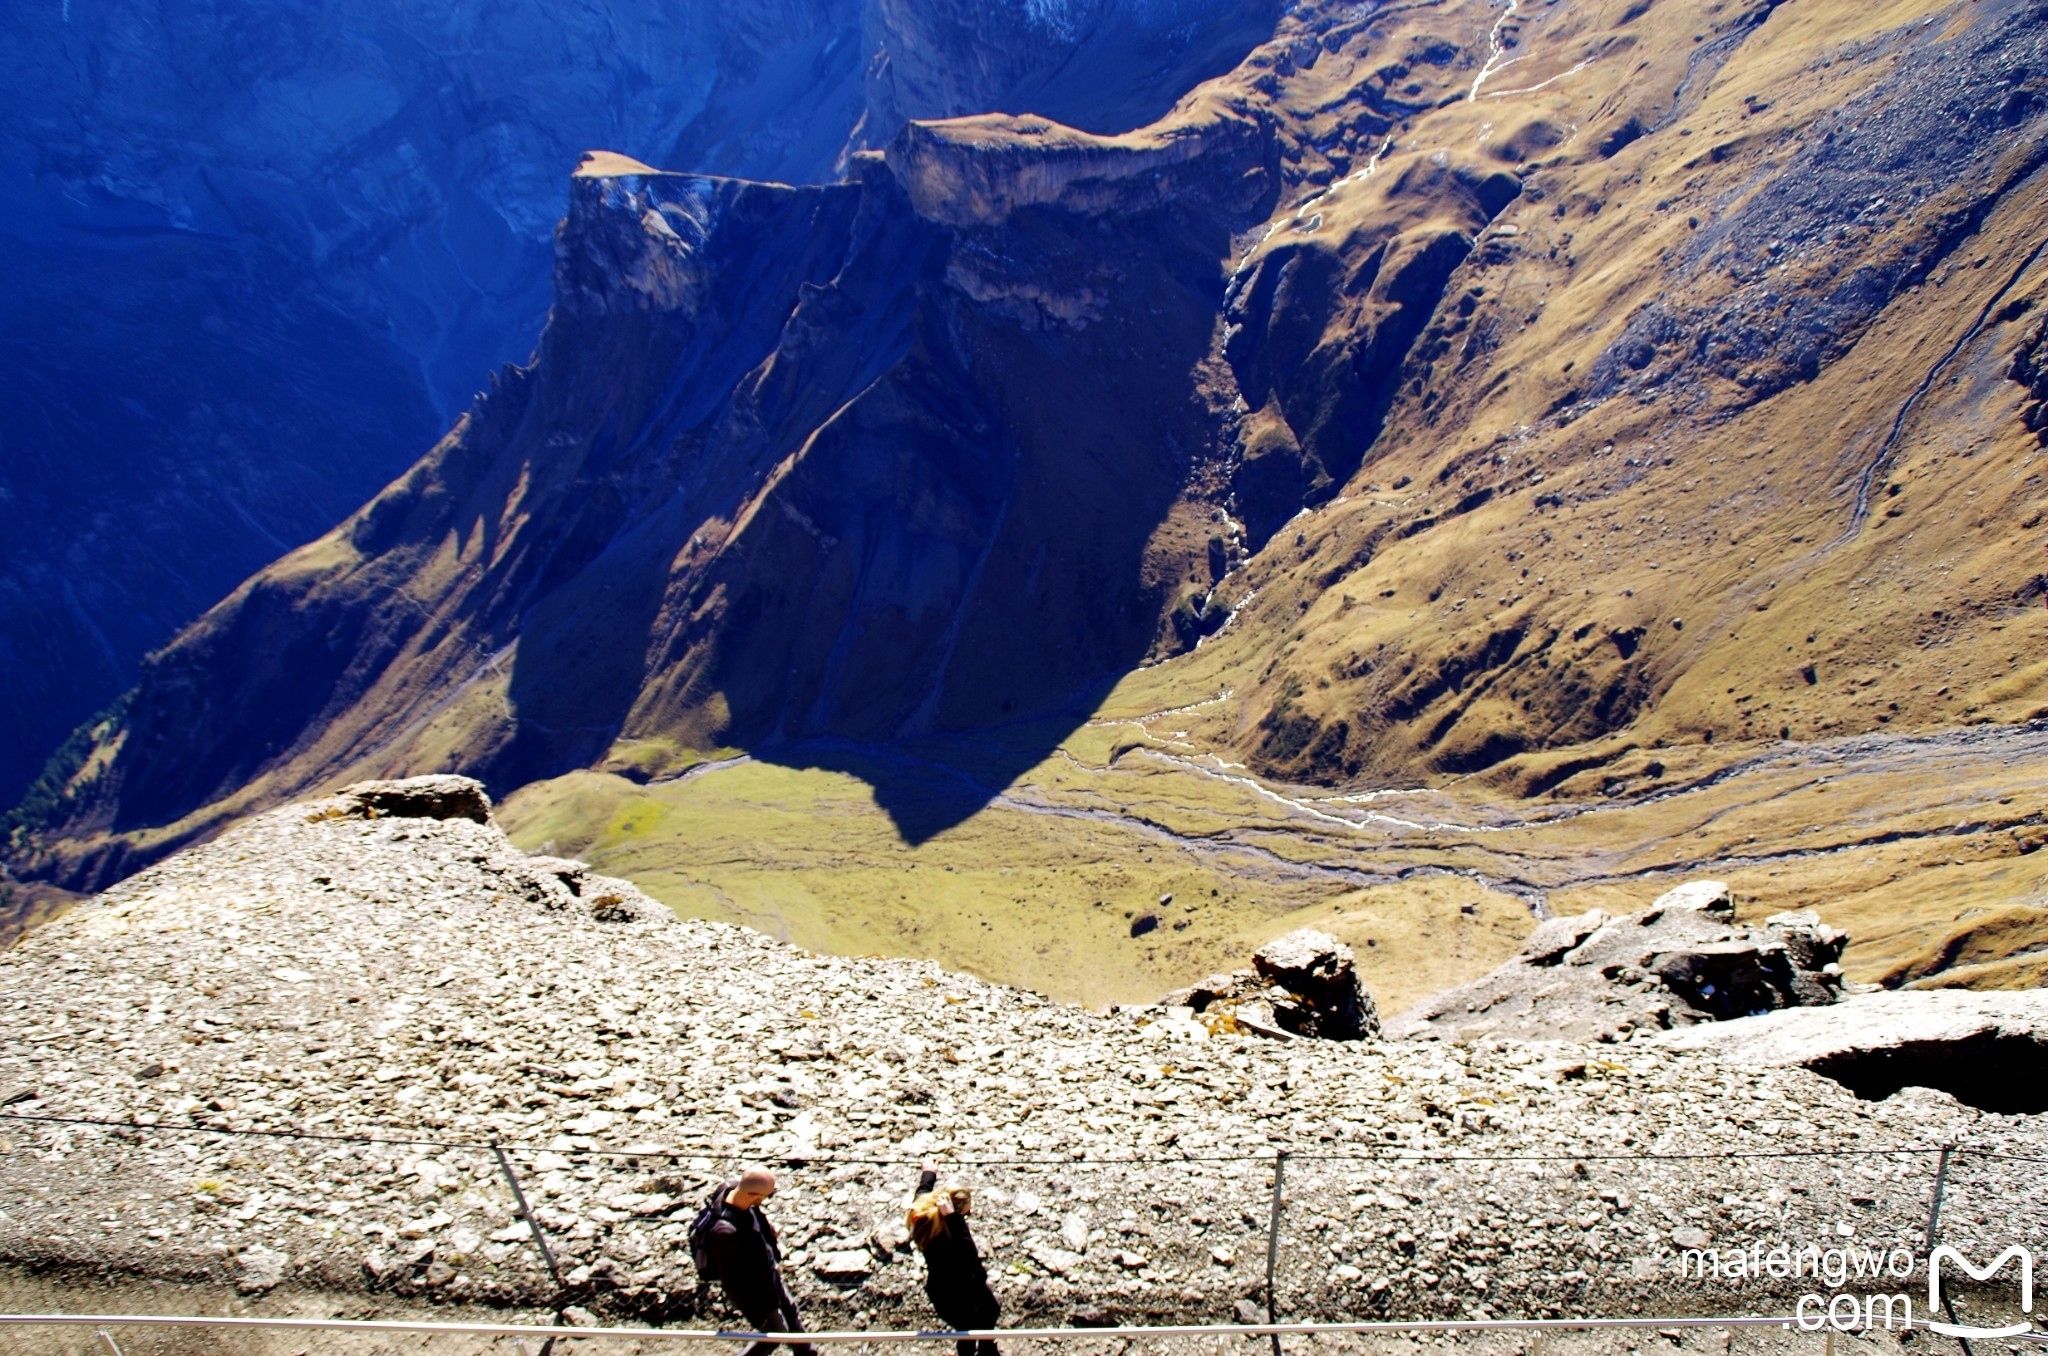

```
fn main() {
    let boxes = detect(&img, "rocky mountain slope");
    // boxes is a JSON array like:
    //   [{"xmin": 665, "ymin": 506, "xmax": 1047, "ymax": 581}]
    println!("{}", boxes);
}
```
[
  {"xmin": 4, "ymin": 783, "xmax": 2044, "ymax": 1330},
  {"xmin": 0, "ymin": 0, "xmax": 1271, "ymax": 810},
  {"xmin": 10, "ymin": 0, "xmax": 2048, "ymax": 1004}
]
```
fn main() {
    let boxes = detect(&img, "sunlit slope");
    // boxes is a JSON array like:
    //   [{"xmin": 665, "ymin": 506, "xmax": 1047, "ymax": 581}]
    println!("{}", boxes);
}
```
[
  {"xmin": 1189, "ymin": 0, "xmax": 2048, "ymax": 790},
  {"xmin": 499, "ymin": 713, "xmax": 2048, "ymax": 1008},
  {"xmin": 496, "ymin": 733, "xmax": 1535, "ymax": 1013}
]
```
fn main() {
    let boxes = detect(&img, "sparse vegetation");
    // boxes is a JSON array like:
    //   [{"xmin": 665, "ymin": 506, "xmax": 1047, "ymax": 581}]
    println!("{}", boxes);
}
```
[{"xmin": 1, "ymin": 694, "xmax": 129, "ymax": 850}]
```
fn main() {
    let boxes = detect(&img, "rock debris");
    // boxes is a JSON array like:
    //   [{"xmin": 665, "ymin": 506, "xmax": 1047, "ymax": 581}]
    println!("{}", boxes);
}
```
[{"xmin": 1, "ymin": 780, "xmax": 2042, "ymax": 1328}]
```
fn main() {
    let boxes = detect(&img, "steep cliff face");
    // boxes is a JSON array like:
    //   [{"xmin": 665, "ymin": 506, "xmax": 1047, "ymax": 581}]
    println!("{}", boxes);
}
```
[
  {"xmin": 34, "ymin": 85, "xmax": 1300, "ymax": 881},
  {"xmin": 0, "ymin": 0, "xmax": 877, "ymax": 805},
  {"xmin": 0, "ymin": 0, "xmax": 1273, "ymax": 810},
  {"xmin": 16, "ymin": 0, "xmax": 2048, "ymax": 1004}
]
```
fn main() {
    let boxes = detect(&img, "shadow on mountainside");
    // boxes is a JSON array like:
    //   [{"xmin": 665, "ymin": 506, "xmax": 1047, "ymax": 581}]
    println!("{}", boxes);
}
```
[{"xmin": 752, "ymin": 731, "xmax": 1073, "ymax": 846}]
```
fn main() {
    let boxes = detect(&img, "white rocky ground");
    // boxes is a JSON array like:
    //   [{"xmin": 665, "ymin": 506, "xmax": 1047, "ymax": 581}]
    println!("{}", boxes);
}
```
[{"xmin": 1, "ymin": 781, "xmax": 2043, "ymax": 1336}]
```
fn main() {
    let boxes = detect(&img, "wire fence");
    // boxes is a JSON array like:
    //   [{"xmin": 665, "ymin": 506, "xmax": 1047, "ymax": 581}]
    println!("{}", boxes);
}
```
[{"xmin": 1, "ymin": 1111, "xmax": 2042, "ymax": 1356}]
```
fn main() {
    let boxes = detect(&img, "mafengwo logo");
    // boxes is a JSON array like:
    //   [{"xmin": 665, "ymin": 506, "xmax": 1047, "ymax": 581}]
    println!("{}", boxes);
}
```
[{"xmin": 1928, "ymin": 1246, "xmax": 2035, "ymax": 1339}]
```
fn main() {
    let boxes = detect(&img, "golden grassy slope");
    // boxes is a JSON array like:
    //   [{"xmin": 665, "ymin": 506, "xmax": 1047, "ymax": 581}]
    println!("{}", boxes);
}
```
[{"xmin": 497, "ymin": 709, "xmax": 2047, "ymax": 1010}]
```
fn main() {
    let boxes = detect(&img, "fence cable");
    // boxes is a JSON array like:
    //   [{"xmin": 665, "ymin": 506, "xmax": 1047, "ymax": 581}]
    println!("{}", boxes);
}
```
[{"xmin": 0, "ymin": 1109, "xmax": 1978, "ymax": 1167}]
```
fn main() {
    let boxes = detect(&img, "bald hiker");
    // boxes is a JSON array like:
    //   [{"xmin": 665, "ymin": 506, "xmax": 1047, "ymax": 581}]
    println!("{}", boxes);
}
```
[{"xmin": 690, "ymin": 1166, "xmax": 816, "ymax": 1356}]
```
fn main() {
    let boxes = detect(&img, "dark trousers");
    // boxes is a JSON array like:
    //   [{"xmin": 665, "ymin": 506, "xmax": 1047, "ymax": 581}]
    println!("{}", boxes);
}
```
[
  {"xmin": 737, "ymin": 1295, "xmax": 815, "ymax": 1356},
  {"xmin": 931, "ymin": 1290, "xmax": 999, "ymax": 1356}
]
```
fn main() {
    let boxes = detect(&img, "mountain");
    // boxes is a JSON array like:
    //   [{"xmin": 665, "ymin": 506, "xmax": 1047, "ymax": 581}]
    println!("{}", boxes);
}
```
[
  {"xmin": 10, "ymin": 0, "xmax": 2048, "ymax": 1005},
  {"xmin": 0, "ymin": 0, "xmax": 1273, "ymax": 808}
]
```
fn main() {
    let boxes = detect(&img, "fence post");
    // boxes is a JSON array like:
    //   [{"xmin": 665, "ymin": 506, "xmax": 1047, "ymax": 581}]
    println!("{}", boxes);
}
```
[
  {"xmin": 1922, "ymin": 1144, "xmax": 1980, "ymax": 1356},
  {"xmin": 492, "ymin": 1139, "xmax": 567, "ymax": 1297},
  {"xmin": 1922, "ymin": 1143, "xmax": 1953, "ymax": 1253},
  {"xmin": 1266, "ymin": 1150, "xmax": 1289, "ymax": 1356},
  {"xmin": 493, "ymin": 1138, "xmax": 570, "ymax": 1355}
]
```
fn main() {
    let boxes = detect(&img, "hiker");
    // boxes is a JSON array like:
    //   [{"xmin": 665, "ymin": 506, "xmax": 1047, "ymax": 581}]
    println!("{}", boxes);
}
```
[
  {"xmin": 694, "ymin": 1166, "xmax": 816, "ymax": 1356},
  {"xmin": 907, "ymin": 1161, "xmax": 1000, "ymax": 1356}
]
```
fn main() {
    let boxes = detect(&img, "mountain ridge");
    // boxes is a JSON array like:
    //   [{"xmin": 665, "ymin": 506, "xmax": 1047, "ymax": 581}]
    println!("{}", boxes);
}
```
[{"xmin": 0, "ymin": 0, "xmax": 1278, "ymax": 807}]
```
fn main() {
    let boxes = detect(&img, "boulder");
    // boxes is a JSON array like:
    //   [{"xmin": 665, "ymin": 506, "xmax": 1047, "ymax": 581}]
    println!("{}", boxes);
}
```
[
  {"xmin": 1763, "ymin": 909, "xmax": 1847, "ymax": 975},
  {"xmin": 1651, "ymin": 940, "xmax": 1812, "ymax": 1021},
  {"xmin": 235, "ymin": 1245, "xmax": 291, "ymax": 1294},
  {"xmin": 1651, "ymin": 880, "xmax": 1733, "ymax": 915},
  {"xmin": 813, "ymin": 1249, "xmax": 875, "ymax": 1282},
  {"xmin": 1251, "ymin": 930, "xmax": 1381, "ymax": 1040},
  {"xmin": 1523, "ymin": 910, "xmax": 1608, "ymax": 965},
  {"xmin": 332, "ymin": 776, "xmax": 493, "ymax": 825},
  {"xmin": 499, "ymin": 854, "xmax": 666, "ymax": 922},
  {"xmin": 1162, "ymin": 930, "xmax": 1381, "ymax": 1041}
]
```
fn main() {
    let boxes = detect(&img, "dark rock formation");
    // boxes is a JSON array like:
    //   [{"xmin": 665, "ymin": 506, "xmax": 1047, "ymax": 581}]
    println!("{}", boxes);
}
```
[
  {"xmin": 1389, "ymin": 882, "xmax": 1848, "ymax": 1043},
  {"xmin": 332, "ymin": 776, "xmax": 494, "ymax": 826},
  {"xmin": 1252, "ymin": 929, "xmax": 1382, "ymax": 1040},
  {"xmin": 1164, "ymin": 928, "xmax": 1381, "ymax": 1041}
]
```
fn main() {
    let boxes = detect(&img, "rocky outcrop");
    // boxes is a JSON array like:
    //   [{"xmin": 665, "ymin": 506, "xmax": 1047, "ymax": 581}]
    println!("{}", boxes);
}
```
[
  {"xmin": 885, "ymin": 99, "xmax": 1270, "ymax": 228},
  {"xmin": 1164, "ymin": 928, "xmax": 1381, "ymax": 1040},
  {"xmin": 331, "ymin": 776, "xmax": 495, "ymax": 825},
  {"xmin": 1388, "ymin": 882, "xmax": 1848, "ymax": 1044},
  {"xmin": 1655, "ymin": 990, "xmax": 2048, "ymax": 1116},
  {"xmin": 5, "ymin": 781, "xmax": 2044, "ymax": 1325},
  {"xmin": 2013, "ymin": 314, "xmax": 2048, "ymax": 446}
]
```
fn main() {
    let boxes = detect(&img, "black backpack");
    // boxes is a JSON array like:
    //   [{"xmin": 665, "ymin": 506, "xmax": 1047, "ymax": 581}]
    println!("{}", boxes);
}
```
[{"xmin": 689, "ymin": 1182, "xmax": 732, "ymax": 1283}]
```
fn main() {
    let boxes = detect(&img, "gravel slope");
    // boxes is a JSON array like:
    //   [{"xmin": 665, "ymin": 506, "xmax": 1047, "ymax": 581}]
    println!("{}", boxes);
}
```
[{"xmin": 2, "ymin": 785, "xmax": 2042, "ymax": 1331}]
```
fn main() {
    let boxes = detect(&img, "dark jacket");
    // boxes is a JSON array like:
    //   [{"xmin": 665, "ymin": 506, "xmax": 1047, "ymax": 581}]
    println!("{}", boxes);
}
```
[
  {"xmin": 912, "ymin": 1170, "xmax": 998, "ymax": 1328},
  {"xmin": 706, "ymin": 1193, "xmax": 789, "ymax": 1320}
]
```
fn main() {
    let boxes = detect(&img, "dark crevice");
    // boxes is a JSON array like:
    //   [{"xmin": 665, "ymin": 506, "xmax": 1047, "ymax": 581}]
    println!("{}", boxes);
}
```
[{"xmin": 1805, "ymin": 1032, "xmax": 2048, "ymax": 1114}]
